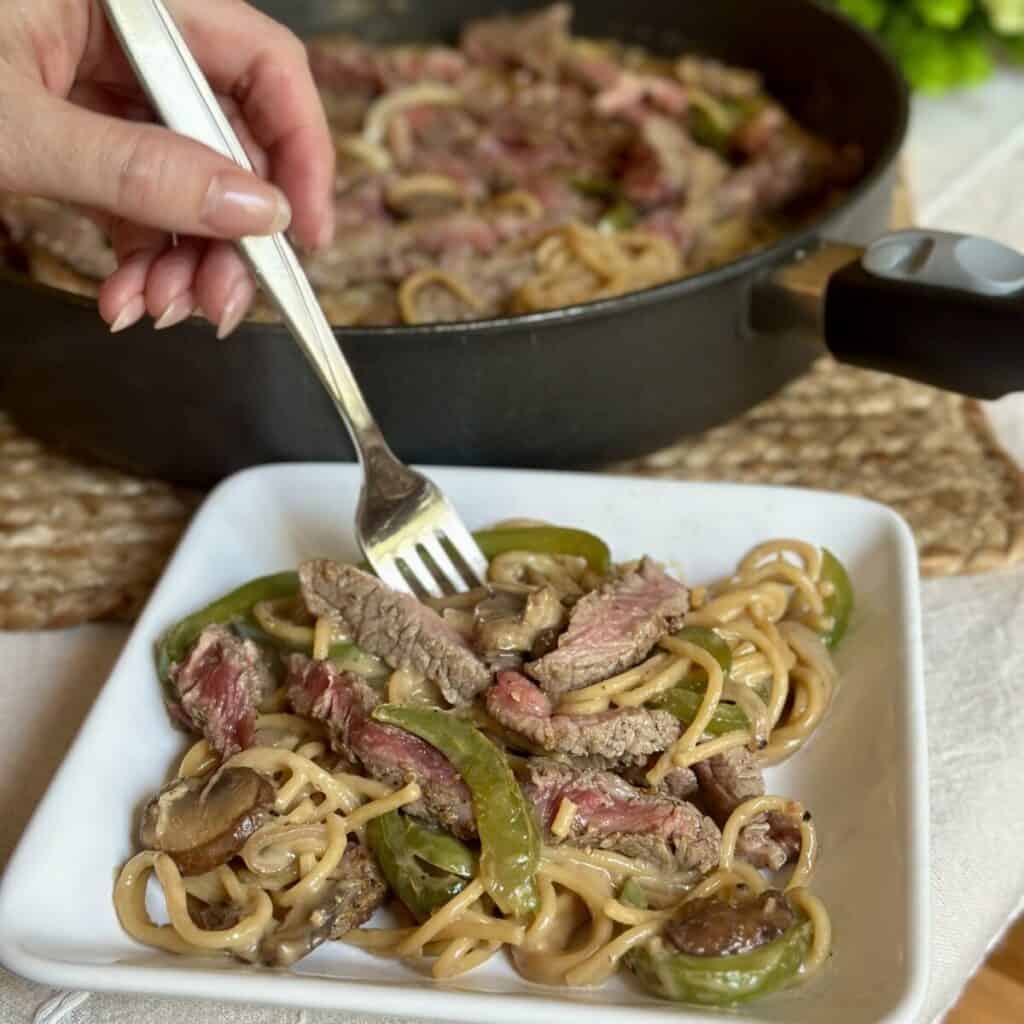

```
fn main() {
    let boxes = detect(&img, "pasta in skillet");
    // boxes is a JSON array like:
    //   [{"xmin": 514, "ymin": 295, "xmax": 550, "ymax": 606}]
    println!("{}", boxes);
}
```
[{"xmin": 3, "ymin": 5, "xmax": 860, "ymax": 327}]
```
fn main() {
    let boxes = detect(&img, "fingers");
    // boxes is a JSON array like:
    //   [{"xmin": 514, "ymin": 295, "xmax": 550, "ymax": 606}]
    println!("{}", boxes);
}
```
[
  {"xmin": 98, "ymin": 233, "xmax": 254, "ymax": 337},
  {"xmin": 93, "ymin": 108, "xmax": 263, "ymax": 338},
  {"xmin": 66, "ymin": 82, "xmax": 153, "ymax": 124},
  {"xmin": 166, "ymin": 1, "xmax": 335, "ymax": 250},
  {"xmin": 232, "ymin": 48, "xmax": 336, "ymax": 251},
  {"xmin": 80, "ymin": 0, "xmax": 334, "ymax": 251},
  {"xmin": 3, "ymin": 89, "xmax": 291, "ymax": 241},
  {"xmin": 14, "ymin": 0, "xmax": 331, "ymax": 248},
  {"xmin": 221, "ymin": 96, "xmax": 270, "ymax": 180},
  {"xmin": 192, "ymin": 242, "xmax": 256, "ymax": 339},
  {"xmin": 145, "ymin": 239, "xmax": 205, "ymax": 329},
  {"xmin": 98, "ymin": 245, "xmax": 163, "ymax": 331}
]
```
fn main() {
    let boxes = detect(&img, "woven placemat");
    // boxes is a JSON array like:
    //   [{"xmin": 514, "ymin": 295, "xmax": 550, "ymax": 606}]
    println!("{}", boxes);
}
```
[
  {"xmin": 611, "ymin": 361, "xmax": 1024, "ymax": 576},
  {"xmin": 0, "ymin": 413, "xmax": 198, "ymax": 629}
]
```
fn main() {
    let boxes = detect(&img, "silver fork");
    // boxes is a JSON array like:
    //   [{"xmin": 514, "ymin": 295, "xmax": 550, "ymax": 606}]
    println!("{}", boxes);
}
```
[{"xmin": 100, "ymin": 0, "xmax": 488, "ymax": 597}]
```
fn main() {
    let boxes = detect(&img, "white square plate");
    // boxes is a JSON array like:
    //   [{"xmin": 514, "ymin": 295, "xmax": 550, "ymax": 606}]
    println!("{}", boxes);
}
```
[{"xmin": 0, "ymin": 465, "xmax": 928, "ymax": 1023}]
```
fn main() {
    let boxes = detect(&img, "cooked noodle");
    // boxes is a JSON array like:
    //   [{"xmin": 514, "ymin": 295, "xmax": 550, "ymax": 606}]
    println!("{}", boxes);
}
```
[
  {"xmin": 398, "ymin": 268, "xmax": 483, "ymax": 325},
  {"xmin": 509, "ymin": 222, "xmax": 682, "ymax": 316},
  {"xmin": 116, "ymin": 533, "xmax": 839, "ymax": 1001},
  {"xmin": 362, "ymin": 84, "xmax": 463, "ymax": 147},
  {"xmin": 10, "ymin": 11, "xmax": 859, "ymax": 328}
]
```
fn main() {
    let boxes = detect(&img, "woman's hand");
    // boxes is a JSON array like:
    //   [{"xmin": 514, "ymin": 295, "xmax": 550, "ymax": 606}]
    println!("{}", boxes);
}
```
[{"xmin": 0, "ymin": 0, "xmax": 335, "ymax": 336}]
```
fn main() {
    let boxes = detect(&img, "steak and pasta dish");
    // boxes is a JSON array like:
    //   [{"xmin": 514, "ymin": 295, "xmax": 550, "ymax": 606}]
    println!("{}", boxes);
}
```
[
  {"xmin": 0, "ymin": 4, "xmax": 859, "ymax": 327},
  {"xmin": 114, "ymin": 522, "xmax": 852, "ymax": 1007}
]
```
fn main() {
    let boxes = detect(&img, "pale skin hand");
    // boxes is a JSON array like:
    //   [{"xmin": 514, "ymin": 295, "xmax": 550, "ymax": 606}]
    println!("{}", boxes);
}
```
[{"xmin": 0, "ymin": 0, "xmax": 335, "ymax": 337}]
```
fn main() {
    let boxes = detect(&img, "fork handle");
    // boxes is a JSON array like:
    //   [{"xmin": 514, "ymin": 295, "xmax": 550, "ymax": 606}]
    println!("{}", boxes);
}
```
[{"xmin": 99, "ymin": 0, "xmax": 397, "ymax": 473}]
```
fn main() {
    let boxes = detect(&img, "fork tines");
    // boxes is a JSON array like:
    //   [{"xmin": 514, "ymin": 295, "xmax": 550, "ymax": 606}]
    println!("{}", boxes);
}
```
[{"xmin": 368, "ymin": 515, "xmax": 488, "ymax": 599}]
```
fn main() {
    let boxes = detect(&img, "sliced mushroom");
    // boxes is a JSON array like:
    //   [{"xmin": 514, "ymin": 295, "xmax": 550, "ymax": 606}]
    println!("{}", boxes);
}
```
[
  {"xmin": 385, "ymin": 174, "xmax": 466, "ymax": 219},
  {"xmin": 260, "ymin": 843, "xmax": 387, "ymax": 967},
  {"xmin": 474, "ymin": 584, "xmax": 567, "ymax": 668},
  {"xmin": 665, "ymin": 890, "xmax": 796, "ymax": 957},
  {"xmin": 139, "ymin": 767, "xmax": 275, "ymax": 877},
  {"xmin": 186, "ymin": 894, "xmax": 243, "ymax": 933},
  {"xmin": 488, "ymin": 551, "xmax": 589, "ymax": 603}
]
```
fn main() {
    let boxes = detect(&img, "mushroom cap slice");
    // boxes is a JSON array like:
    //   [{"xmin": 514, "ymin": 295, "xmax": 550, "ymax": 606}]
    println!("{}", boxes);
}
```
[{"xmin": 139, "ymin": 767, "xmax": 275, "ymax": 877}]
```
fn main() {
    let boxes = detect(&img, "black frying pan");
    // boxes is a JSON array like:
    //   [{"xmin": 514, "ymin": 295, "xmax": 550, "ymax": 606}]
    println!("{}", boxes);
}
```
[{"xmin": 0, "ymin": 0, "xmax": 1021, "ymax": 489}]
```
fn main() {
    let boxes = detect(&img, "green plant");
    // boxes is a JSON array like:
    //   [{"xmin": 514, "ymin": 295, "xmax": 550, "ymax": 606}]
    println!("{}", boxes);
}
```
[{"xmin": 827, "ymin": 0, "xmax": 1024, "ymax": 90}]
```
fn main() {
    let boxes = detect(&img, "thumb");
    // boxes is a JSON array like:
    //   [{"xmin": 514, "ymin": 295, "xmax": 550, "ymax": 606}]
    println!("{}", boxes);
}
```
[{"xmin": 5, "ymin": 92, "xmax": 291, "ymax": 240}]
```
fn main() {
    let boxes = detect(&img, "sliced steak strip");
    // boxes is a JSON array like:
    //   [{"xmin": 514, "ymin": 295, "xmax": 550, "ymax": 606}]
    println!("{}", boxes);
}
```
[
  {"xmin": 299, "ymin": 560, "xmax": 491, "ymax": 705},
  {"xmin": 521, "ymin": 757, "xmax": 720, "ymax": 879},
  {"xmin": 665, "ymin": 890, "xmax": 796, "ymax": 957},
  {"xmin": 694, "ymin": 745, "xmax": 763, "ymax": 821},
  {"xmin": 693, "ymin": 746, "xmax": 800, "ymax": 870},
  {"xmin": 486, "ymin": 670, "xmax": 680, "ymax": 767},
  {"xmin": 621, "ymin": 116, "xmax": 727, "ymax": 208},
  {"xmin": 623, "ymin": 761, "xmax": 699, "ymax": 801},
  {"xmin": 460, "ymin": 3, "xmax": 571, "ymax": 79},
  {"xmin": 307, "ymin": 34, "xmax": 466, "ymax": 94},
  {"xmin": 168, "ymin": 625, "xmax": 275, "ymax": 758},
  {"xmin": 260, "ymin": 842, "xmax": 387, "ymax": 967},
  {"xmin": 730, "ymin": 815, "xmax": 802, "ymax": 872},
  {"xmin": 286, "ymin": 655, "xmax": 475, "ymax": 839},
  {"xmin": 525, "ymin": 558, "xmax": 689, "ymax": 696},
  {"xmin": 286, "ymin": 653, "xmax": 378, "ymax": 762}
]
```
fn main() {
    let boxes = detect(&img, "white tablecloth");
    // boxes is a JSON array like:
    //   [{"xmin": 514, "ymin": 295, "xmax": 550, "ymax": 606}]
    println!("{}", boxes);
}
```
[{"xmin": 4, "ymin": 76, "xmax": 1024, "ymax": 1024}]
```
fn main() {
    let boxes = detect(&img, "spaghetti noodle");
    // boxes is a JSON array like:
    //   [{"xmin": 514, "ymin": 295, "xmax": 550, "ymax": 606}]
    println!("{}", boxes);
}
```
[{"xmin": 115, "ymin": 529, "xmax": 845, "ymax": 1006}]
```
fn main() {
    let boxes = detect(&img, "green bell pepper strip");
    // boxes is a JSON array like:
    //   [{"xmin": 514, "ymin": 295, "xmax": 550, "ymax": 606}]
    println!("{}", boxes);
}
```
[
  {"xmin": 156, "ymin": 572, "xmax": 299, "ymax": 685},
  {"xmin": 235, "ymin": 615, "xmax": 358, "ymax": 661},
  {"xmin": 360, "ymin": 525, "xmax": 611, "ymax": 577},
  {"xmin": 689, "ymin": 94, "xmax": 767, "ymax": 154},
  {"xmin": 597, "ymin": 199, "xmax": 639, "ymax": 234},
  {"xmin": 365, "ymin": 811, "xmax": 476, "ymax": 922},
  {"xmin": 625, "ymin": 918, "xmax": 812, "ymax": 1006},
  {"xmin": 157, "ymin": 571, "xmax": 366, "ymax": 704},
  {"xmin": 650, "ymin": 686, "xmax": 750, "ymax": 736},
  {"xmin": 570, "ymin": 174, "xmax": 621, "ymax": 200},
  {"xmin": 688, "ymin": 94, "xmax": 741, "ymax": 153},
  {"xmin": 820, "ymin": 548, "xmax": 854, "ymax": 649},
  {"xmin": 371, "ymin": 704, "xmax": 540, "ymax": 918},
  {"xmin": 671, "ymin": 626, "xmax": 732, "ymax": 675},
  {"xmin": 472, "ymin": 526, "xmax": 611, "ymax": 575},
  {"xmin": 619, "ymin": 877, "xmax": 649, "ymax": 910},
  {"xmin": 649, "ymin": 625, "xmax": 746, "ymax": 734}
]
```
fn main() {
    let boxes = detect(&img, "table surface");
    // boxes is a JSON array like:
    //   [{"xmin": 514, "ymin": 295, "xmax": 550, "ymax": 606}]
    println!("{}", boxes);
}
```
[{"xmin": 4, "ymin": 75, "xmax": 1024, "ymax": 1024}]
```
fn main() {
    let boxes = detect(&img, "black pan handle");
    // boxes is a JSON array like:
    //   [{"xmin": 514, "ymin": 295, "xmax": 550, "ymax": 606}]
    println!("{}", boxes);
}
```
[{"xmin": 752, "ymin": 230, "xmax": 1024, "ymax": 399}]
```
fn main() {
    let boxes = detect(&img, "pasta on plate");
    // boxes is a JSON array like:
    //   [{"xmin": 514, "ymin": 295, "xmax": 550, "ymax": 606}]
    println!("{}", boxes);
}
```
[{"xmin": 115, "ymin": 522, "xmax": 852, "ymax": 1008}]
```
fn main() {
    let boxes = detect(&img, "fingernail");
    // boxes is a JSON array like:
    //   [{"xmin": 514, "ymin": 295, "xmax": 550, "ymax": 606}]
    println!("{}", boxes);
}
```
[
  {"xmin": 216, "ymin": 281, "xmax": 251, "ymax": 340},
  {"xmin": 153, "ymin": 293, "xmax": 194, "ymax": 330},
  {"xmin": 110, "ymin": 295, "xmax": 146, "ymax": 333},
  {"xmin": 202, "ymin": 172, "xmax": 291, "ymax": 237}
]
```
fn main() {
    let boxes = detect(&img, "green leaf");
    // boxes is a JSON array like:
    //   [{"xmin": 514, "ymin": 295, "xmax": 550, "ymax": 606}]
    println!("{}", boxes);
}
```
[
  {"xmin": 836, "ymin": 0, "xmax": 889, "ymax": 31},
  {"xmin": 982, "ymin": 0, "xmax": 1024, "ymax": 34},
  {"xmin": 912, "ymin": 0, "xmax": 973, "ymax": 31}
]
